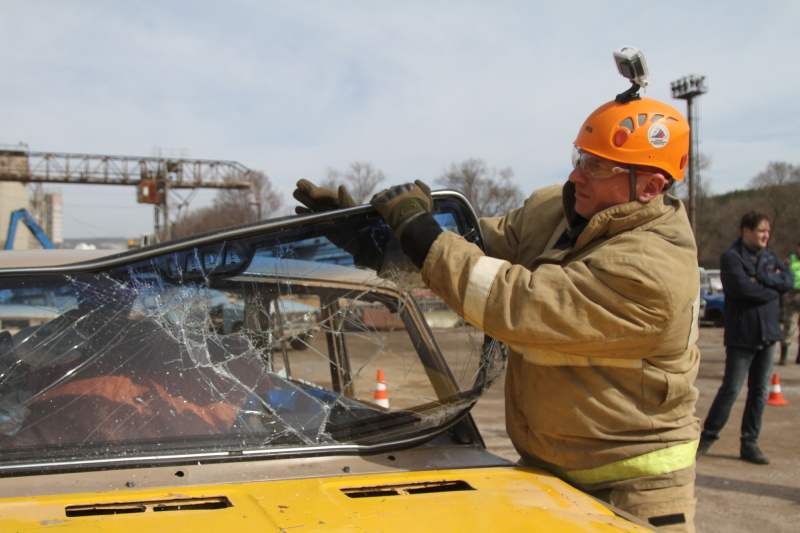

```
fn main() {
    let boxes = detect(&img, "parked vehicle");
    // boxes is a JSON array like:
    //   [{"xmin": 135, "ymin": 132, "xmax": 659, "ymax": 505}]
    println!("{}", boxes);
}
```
[
  {"xmin": 697, "ymin": 268, "xmax": 724, "ymax": 327},
  {"xmin": 0, "ymin": 193, "xmax": 655, "ymax": 531},
  {"xmin": 706, "ymin": 269, "xmax": 723, "ymax": 295},
  {"xmin": 701, "ymin": 292, "xmax": 725, "ymax": 327}
]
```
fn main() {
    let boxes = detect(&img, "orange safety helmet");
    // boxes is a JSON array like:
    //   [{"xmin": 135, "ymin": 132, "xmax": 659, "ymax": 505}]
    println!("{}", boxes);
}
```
[{"xmin": 574, "ymin": 97, "xmax": 689, "ymax": 180}]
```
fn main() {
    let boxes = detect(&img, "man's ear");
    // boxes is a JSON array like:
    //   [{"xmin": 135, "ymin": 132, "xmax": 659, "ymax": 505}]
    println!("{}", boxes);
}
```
[{"xmin": 637, "ymin": 173, "xmax": 667, "ymax": 203}]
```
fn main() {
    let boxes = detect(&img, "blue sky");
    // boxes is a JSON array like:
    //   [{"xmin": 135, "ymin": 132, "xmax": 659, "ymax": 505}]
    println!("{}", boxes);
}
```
[{"xmin": 3, "ymin": 0, "xmax": 800, "ymax": 239}]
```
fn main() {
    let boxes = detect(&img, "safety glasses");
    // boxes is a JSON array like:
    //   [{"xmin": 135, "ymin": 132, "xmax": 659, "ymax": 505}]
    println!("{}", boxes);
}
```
[{"xmin": 572, "ymin": 147, "xmax": 651, "ymax": 179}]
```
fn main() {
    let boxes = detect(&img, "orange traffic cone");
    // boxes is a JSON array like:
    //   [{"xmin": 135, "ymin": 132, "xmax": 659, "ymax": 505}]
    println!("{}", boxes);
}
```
[
  {"xmin": 766, "ymin": 373, "xmax": 789, "ymax": 406},
  {"xmin": 374, "ymin": 369, "xmax": 389, "ymax": 408}
]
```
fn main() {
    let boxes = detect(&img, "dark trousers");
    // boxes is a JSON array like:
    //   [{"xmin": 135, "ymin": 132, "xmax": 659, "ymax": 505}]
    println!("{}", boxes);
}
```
[{"xmin": 701, "ymin": 343, "xmax": 776, "ymax": 444}]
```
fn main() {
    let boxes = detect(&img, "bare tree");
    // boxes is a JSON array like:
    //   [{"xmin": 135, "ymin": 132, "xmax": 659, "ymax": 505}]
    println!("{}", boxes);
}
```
[
  {"xmin": 696, "ymin": 195, "xmax": 747, "ymax": 268},
  {"xmin": 170, "ymin": 205, "xmax": 220, "ymax": 239},
  {"xmin": 695, "ymin": 161, "xmax": 800, "ymax": 267},
  {"xmin": 214, "ymin": 171, "xmax": 283, "ymax": 221},
  {"xmin": 748, "ymin": 161, "xmax": 800, "ymax": 189},
  {"xmin": 324, "ymin": 161, "xmax": 386, "ymax": 204},
  {"xmin": 436, "ymin": 159, "xmax": 523, "ymax": 217},
  {"xmin": 171, "ymin": 171, "xmax": 284, "ymax": 239}
]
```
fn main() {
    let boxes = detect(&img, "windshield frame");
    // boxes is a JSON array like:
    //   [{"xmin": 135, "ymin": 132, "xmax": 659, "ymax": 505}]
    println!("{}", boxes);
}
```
[{"xmin": 0, "ymin": 192, "xmax": 500, "ymax": 475}]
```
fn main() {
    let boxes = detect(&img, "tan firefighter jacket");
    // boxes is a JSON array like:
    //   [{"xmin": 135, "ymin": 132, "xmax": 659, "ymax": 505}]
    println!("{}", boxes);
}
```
[{"xmin": 422, "ymin": 183, "xmax": 701, "ymax": 485}]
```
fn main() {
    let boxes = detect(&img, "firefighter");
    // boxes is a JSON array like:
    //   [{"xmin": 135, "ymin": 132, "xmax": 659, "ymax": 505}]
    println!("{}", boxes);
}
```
[{"xmin": 295, "ymin": 96, "xmax": 700, "ymax": 532}]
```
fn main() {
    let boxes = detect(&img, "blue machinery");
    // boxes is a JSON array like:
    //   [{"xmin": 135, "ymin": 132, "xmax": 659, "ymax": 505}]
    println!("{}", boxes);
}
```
[{"xmin": 4, "ymin": 209, "xmax": 55, "ymax": 250}]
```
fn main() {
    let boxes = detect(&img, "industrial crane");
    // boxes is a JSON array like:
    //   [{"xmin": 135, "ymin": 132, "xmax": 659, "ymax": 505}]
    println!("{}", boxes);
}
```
[{"xmin": 0, "ymin": 147, "xmax": 254, "ymax": 241}]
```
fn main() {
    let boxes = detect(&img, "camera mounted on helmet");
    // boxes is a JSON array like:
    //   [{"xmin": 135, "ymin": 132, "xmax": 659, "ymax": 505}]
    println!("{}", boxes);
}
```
[
  {"xmin": 614, "ymin": 46, "xmax": 649, "ymax": 104},
  {"xmin": 574, "ymin": 46, "xmax": 690, "ymax": 200}
]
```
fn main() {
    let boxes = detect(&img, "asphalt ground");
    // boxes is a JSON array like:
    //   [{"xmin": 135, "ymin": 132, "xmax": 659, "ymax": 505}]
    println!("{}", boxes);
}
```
[{"xmin": 470, "ymin": 326, "xmax": 800, "ymax": 533}]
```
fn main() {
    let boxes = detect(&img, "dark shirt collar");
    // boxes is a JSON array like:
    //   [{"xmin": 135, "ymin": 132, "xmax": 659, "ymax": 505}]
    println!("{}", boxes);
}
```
[{"xmin": 740, "ymin": 238, "xmax": 760, "ymax": 264}]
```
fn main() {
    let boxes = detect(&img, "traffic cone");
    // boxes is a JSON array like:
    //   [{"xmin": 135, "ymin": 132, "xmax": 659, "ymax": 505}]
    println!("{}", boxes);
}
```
[
  {"xmin": 374, "ymin": 369, "xmax": 389, "ymax": 408},
  {"xmin": 766, "ymin": 373, "xmax": 789, "ymax": 406}
]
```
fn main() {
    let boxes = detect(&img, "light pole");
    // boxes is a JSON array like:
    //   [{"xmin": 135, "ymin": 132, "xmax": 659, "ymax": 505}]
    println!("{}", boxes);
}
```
[{"xmin": 671, "ymin": 75, "xmax": 707, "ymax": 234}]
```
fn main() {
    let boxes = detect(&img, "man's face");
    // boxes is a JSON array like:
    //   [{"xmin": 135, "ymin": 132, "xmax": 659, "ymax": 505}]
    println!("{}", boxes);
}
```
[
  {"xmin": 568, "ymin": 167, "xmax": 631, "ymax": 219},
  {"xmin": 569, "ymin": 150, "xmax": 642, "ymax": 219},
  {"xmin": 742, "ymin": 220, "xmax": 771, "ymax": 249}
]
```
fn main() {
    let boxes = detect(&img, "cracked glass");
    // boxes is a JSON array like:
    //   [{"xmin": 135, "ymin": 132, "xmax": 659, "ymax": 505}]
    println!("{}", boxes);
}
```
[{"xmin": 0, "ymin": 197, "xmax": 504, "ymax": 471}]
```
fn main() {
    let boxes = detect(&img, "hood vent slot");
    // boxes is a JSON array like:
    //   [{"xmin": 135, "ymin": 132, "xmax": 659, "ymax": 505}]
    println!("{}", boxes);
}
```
[
  {"xmin": 342, "ymin": 480, "xmax": 474, "ymax": 499},
  {"xmin": 66, "ymin": 496, "xmax": 232, "ymax": 517}
]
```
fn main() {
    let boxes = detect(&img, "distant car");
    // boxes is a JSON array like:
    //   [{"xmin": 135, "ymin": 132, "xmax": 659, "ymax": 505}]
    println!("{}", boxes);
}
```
[
  {"xmin": 0, "ymin": 193, "xmax": 656, "ymax": 532},
  {"xmin": 706, "ymin": 269, "xmax": 723, "ymax": 294},
  {"xmin": 697, "ymin": 268, "xmax": 724, "ymax": 327},
  {"xmin": 701, "ymin": 292, "xmax": 725, "ymax": 327}
]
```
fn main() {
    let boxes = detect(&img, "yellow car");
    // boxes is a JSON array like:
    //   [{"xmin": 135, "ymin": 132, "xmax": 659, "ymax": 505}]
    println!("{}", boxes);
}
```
[{"xmin": 0, "ymin": 194, "xmax": 656, "ymax": 532}]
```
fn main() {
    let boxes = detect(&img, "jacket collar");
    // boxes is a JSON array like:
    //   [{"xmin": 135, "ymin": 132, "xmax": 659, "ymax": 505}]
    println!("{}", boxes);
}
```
[
  {"xmin": 561, "ymin": 181, "xmax": 680, "ymax": 253},
  {"xmin": 733, "ymin": 236, "xmax": 764, "ymax": 267}
]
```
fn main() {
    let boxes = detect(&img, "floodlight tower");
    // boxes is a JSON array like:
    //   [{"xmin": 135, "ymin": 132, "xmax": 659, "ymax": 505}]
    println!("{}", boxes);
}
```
[{"xmin": 671, "ymin": 74, "xmax": 707, "ymax": 234}]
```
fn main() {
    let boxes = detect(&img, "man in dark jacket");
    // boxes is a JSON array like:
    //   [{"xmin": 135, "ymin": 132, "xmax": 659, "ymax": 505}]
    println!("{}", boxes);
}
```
[{"xmin": 697, "ymin": 211, "xmax": 794, "ymax": 464}]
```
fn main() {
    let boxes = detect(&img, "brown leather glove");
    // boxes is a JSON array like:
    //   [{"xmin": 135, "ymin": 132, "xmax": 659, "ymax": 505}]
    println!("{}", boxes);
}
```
[
  {"xmin": 292, "ymin": 179, "xmax": 384, "ymax": 270},
  {"xmin": 369, "ymin": 180, "xmax": 432, "ymax": 238},
  {"xmin": 370, "ymin": 181, "xmax": 441, "ymax": 269},
  {"xmin": 293, "ymin": 179, "xmax": 357, "ymax": 215}
]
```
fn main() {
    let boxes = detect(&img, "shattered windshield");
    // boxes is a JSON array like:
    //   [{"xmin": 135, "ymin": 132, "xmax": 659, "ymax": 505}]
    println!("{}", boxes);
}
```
[{"xmin": 0, "ymin": 198, "xmax": 504, "ymax": 471}]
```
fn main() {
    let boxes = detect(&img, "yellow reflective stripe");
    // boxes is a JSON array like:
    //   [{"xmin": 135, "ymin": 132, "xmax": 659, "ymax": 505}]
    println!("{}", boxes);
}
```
[
  {"xmin": 558, "ymin": 440, "xmax": 699, "ymax": 485},
  {"xmin": 463, "ymin": 256, "xmax": 506, "ymax": 330}
]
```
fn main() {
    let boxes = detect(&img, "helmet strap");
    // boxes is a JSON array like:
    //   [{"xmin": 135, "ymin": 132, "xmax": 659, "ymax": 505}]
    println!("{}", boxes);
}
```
[{"xmin": 629, "ymin": 165, "xmax": 638, "ymax": 202}]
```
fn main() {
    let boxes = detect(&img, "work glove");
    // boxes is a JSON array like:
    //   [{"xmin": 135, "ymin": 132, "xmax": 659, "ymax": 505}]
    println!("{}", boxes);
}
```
[
  {"xmin": 292, "ymin": 179, "xmax": 384, "ymax": 270},
  {"xmin": 293, "ymin": 179, "xmax": 357, "ymax": 215},
  {"xmin": 370, "ymin": 180, "xmax": 433, "ymax": 238},
  {"xmin": 370, "ymin": 180, "xmax": 442, "ymax": 269}
]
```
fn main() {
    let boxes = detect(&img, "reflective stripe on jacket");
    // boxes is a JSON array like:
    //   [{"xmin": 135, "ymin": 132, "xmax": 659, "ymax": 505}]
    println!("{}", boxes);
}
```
[
  {"xmin": 421, "ymin": 183, "xmax": 701, "ymax": 481},
  {"xmin": 553, "ymin": 440, "xmax": 698, "ymax": 485}
]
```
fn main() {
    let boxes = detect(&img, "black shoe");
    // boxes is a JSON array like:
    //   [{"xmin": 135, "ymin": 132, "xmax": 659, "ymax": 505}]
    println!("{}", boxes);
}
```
[
  {"xmin": 741, "ymin": 444, "xmax": 770, "ymax": 465},
  {"xmin": 696, "ymin": 438, "xmax": 713, "ymax": 458}
]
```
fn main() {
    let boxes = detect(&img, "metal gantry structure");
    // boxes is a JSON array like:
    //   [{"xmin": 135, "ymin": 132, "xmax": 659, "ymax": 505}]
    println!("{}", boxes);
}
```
[
  {"xmin": 0, "ymin": 148, "xmax": 253, "ymax": 241},
  {"xmin": 671, "ymin": 75, "xmax": 708, "ymax": 234}
]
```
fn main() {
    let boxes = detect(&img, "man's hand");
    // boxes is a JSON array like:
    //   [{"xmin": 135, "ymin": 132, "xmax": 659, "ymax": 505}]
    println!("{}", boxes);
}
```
[
  {"xmin": 370, "ymin": 180, "xmax": 440, "ymax": 269},
  {"xmin": 292, "ymin": 179, "xmax": 383, "ymax": 270},
  {"xmin": 293, "ymin": 179, "xmax": 357, "ymax": 215},
  {"xmin": 370, "ymin": 180, "xmax": 432, "ymax": 238}
]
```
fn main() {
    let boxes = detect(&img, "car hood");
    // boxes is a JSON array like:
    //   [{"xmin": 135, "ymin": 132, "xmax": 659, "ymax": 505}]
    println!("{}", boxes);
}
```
[{"xmin": 2, "ymin": 466, "xmax": 650, "ymax": 532}]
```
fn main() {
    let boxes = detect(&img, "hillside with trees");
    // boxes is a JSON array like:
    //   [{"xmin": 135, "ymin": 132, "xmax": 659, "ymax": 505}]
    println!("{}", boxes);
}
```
[{"xmin": 694, "ymin": 161, "xmax": 800, "ymax": 267}]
